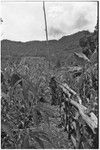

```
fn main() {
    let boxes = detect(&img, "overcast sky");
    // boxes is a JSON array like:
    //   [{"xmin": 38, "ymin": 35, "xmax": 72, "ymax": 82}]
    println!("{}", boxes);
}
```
[{"xmin": 1, "ymin": 1, "xmax": 97, "ymax": 42}]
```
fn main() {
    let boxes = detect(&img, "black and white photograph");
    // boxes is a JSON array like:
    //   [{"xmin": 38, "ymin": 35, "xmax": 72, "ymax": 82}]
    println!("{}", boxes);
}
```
[{"xmin": 0, "ymin": 0, "xmax": 99, "ymax": 149}]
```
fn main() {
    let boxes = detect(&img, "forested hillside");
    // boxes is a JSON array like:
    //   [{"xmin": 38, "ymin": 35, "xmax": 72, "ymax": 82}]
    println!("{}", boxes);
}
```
[{"xmin": 1, "ymin": 30, "xmax": 90, "ymax": 67}]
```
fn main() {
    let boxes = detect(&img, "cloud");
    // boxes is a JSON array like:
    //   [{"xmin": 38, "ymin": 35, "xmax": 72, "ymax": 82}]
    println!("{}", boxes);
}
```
[
  {"xmin": 47, "ymin": 2, "xmax": 97, "ymax": 40},
  {"xmin": 49, "ymin": 27, "xmax": 64, "ymax": 37},
  {"xmin": 1, "ymin": 2, "xmax": 97, "ymax": 41},
  {"xmin": 1, "ymin": 2, "xmax": 45, "ymax": 41},
  {"xmin": 47, "ymin": 5, "xmax": 63, "ymax": 18},
  {"xmin": 74, "ymin": 13, "xmax": 89, "ymax": 29}
]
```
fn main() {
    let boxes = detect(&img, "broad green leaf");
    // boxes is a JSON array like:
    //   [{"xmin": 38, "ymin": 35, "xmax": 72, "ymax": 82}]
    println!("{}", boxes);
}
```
[
  {"xmin": 90, "ymin": 112, "xmax": 97, "ymax": 126},
  {"xmin": 74, "ymin": 52, "xmax": 90, "ymax": 66},
  {"xmin": 74, "ymin": 52, "xmax": 90, "ymax": 62},
  {"xmin": 71, "ymin": 135, "xmax": 77, "ymax": 148},
  {"xmin": 71, "ymin": 121, "xmax": 77, "ymax": 130}
]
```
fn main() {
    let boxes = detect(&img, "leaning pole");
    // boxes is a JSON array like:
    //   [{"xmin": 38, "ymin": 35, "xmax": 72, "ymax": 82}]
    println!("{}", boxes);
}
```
[{"xmin": 43, "ymin": 1, "xmax": 50, "ymax": 67}]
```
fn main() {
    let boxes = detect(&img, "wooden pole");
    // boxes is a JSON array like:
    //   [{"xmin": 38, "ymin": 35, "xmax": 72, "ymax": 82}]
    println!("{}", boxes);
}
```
[
  {"xmin": 43, "ymin": 1, "xmax": 48, "ymax": 41},
  {"xmin": 43, "ymin": 1, "xmax": 50, "ymax": 67}
]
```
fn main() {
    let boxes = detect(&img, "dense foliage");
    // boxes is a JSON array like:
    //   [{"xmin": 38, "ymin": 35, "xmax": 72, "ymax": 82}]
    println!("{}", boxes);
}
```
[{"xmin": 1, "ymin": 27, "xmax": 98, "ymax": 149}]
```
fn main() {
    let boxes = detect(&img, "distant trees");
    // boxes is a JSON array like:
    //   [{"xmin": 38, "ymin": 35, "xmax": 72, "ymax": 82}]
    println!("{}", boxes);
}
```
[
  {"xmin": 79, "ymin": 23, "xmax": 98, "ymax": 59},
  {"xmin": 79, "ymin": 35, "xmax": 95, "ymax": 59},
  {"xmin": 93, "ymin": 23, "xmax": 99, "ymax": 48},
  {"xmin": 79, "ymin": 37, "xmax": 88, "ymax": 48}
]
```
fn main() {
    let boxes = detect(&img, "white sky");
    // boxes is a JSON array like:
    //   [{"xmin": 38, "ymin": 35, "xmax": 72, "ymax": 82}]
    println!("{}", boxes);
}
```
[{"xmin": 1, "ymin": 1, "xmax": 97, "ymax": 42}]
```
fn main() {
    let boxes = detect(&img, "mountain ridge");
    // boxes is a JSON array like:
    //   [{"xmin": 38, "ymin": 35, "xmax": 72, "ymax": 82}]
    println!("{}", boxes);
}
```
[
  {"xmin": 1, "ymin": 30, "xmax": 90, "ymax": 43},
  {"xmin": 1, "ymin": 30, "xmax": 91, "ymax": 65}
]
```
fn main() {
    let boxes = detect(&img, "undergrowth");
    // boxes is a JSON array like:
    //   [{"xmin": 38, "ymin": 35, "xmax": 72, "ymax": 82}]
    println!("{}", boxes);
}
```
[{"xmin": 1, "ymin": 24, "xmax": 98, "ymax": 149}]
